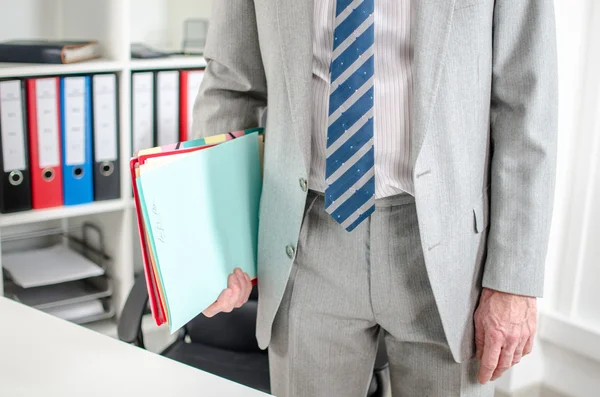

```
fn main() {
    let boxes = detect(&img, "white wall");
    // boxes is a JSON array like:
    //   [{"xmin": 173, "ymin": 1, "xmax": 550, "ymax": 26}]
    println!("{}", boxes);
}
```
[
  {"xmin": 0, "ymin": 0, "xmax": 60, "ymax": 40},
  {"xmin": 130, "ymin": 0, "xmax": 212, "ymax": 52}
]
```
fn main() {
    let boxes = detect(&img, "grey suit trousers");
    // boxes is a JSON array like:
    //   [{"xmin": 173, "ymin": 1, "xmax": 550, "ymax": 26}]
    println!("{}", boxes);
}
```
[{"xmin": 268, "ymin": 191, "xmax": 494, "ymax": 397}]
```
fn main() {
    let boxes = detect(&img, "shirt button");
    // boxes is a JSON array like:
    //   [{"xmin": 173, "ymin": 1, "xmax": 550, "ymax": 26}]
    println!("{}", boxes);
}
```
[
  {"xmin": 286, "ymin": 245, "xmax": 296, "ymax": 259},
  {"xmin": 299, "ymin": 177, "xmax": 308, "ymax": 192}
]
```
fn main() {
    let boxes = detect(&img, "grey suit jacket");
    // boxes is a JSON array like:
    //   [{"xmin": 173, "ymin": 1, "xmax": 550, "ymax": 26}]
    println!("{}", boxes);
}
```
[{"xmin": 192, "ymin": 0, "xmax": 558, "ymax": 362}]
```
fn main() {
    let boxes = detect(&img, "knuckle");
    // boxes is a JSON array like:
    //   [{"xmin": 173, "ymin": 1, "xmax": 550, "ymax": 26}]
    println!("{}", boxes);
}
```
[
  {"xmin": 489, "ymin": 330, "xmax": 504, "ymax": 343},
  {"xmin": 506, "ymin": 334, "xmax": 519, "ymax": 345}
]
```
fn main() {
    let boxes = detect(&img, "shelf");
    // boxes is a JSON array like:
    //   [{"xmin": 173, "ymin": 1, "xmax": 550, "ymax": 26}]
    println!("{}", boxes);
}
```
[
  {"xmin": 0, "ymin": 59, "xmax": 124, "ymax": 79},
  {"xmin": 129, "ymin": 55, "xmax": 207, "ymax": 71},
  {"xmin": 0, "ymin": 199, "xmax": 126, "ymax": 228}
]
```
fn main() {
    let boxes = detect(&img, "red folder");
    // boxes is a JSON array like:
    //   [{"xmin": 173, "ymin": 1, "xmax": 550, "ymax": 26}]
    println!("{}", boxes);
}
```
[
  {"xmin": 131, "ymin": 128, "xmax": 261, "ymax": 326},
  {"xmin": 179, "ymin": 70, "xmax": 204, "ymax": 141},
  {"xmin": 26, "ymin": 78, "xmax": 63, "ymax": 209},
  {"xmin": 179, "ymin": 71, "xmax": 190, "ymax": 141},
  {"xmin": 131, "ymin": 144, "xmax": 217, "ymax": 326}
]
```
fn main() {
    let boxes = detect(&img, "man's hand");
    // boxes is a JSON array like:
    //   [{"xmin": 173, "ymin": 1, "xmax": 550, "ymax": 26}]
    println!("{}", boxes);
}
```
[
  {"xmin": 474, "ymin": 287, "xmax": 537, "ymax": 384},
  {"xmin": 202, "ymin": 268, "xmax": 253, "ymax": 317}
]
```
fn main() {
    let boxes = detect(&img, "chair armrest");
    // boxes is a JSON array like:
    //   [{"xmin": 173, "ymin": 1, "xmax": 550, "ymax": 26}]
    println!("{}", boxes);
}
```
[{"xmin": 117, "ymin": 273, "xmax": 149, "ymax": 346}]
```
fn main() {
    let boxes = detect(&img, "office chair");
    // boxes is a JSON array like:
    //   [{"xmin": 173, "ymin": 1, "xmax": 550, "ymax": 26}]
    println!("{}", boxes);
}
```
[{"xmin": 118, "ymin": 274, "xmax": 390, "ymax": 396}]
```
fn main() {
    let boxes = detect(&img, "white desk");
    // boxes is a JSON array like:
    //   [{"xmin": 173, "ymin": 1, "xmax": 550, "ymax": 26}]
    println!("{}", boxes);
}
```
[{"xmin": 0, "ymin": 297, "xmax": 271, "ymax": 397}]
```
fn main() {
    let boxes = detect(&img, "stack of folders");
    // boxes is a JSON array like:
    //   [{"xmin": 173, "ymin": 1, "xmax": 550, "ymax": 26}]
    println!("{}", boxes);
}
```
[
  {"xmin": 132, "ymin": 127, "xmax": 263, "ymax": 333},
  {"xmin": 2, "ymin": 245, "xmax": 113, "ymax": 323},
  {"xmin": 131, "ymin": 69, "xmax": 205, "ymax": 157},
  {"xmin": 0, "ymin": 74, "xmax": 120, "ymax": 213}
]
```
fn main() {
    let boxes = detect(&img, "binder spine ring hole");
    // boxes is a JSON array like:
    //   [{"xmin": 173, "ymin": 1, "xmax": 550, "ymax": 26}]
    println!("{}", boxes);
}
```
[
  {"xmin": 42, "ymin": 168, "xmax": 55, "ymax": 182},
  {"xmin": 100, "ymin": 161, "xmax": 114, "ymax": 177},
  {"xmin": 73, "ymin": 167, "xmax": 84, "ymax": 179},
  {"xmin": 8, "ymin": 170, "xmax": 23, "ymax": 186}
]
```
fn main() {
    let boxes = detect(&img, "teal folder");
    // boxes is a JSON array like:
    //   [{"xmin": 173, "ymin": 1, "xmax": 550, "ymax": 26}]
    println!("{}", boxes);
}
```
[{"xmin": 137, "ymin": 132, "xmax": 262, "ymax": 333}]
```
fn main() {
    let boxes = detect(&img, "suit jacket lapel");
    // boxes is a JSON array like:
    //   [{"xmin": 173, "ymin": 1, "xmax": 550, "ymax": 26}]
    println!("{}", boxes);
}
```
[
  {"xmin": 410, "ymin": 0, "xmax": 457, "ymax": 164},
  {"xmin": 276, "ymin": 0, "xmax": 314, "ymax": 174}
]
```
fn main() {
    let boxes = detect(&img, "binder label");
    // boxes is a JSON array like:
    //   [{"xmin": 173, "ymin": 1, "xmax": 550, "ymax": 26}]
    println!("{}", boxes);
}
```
[
  {"xmin": 64, "ymin": 77, "xmax": 86, "ymax": 166},
  {"xmin": 157, "ymin": 71, "xmax": 179, "ymax": 146},
  {"xmin": 93, "ymin": 74, "xmax": 118, "ymax": 162},
  {"xmin": 35, "ymin": 79, "xmax": 60, "ymax": 168},
  {"xmin": 132, "ymin": 73, "xmax": 154, "ymax": 154},
  {"xmin": 0, "ymin": 81, "xmax": 27, "ymax": 172},
  {"xmin": 186, "ymin": 71, "xmax": 205, "ymax": 133}
]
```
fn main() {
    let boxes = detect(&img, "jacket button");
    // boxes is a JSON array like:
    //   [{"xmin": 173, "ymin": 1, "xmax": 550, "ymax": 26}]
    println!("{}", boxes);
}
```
[
  {"xmin": 286, "ymin": 245, "xmax": 296, "ymax": 259},
  {"xmin": 299, "ymin": 177, "xmax": 308, "ymax": 192}
]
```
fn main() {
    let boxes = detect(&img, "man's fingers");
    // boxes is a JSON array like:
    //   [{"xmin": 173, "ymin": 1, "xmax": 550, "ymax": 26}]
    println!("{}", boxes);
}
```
[
  {"xmin": 512, "ymin": 331, "xmax": 529, "ymax": 365},
  {"xmin": 491, "ymin": 345, "xmax": 515, "ymax": 381},
  {"xmin": 203, "ymin": 270, "xmax": 252, "ymax": 317},
  {"xmin": 478, "ymin": 330, "xmax": 503, "ymax": 384},
  {"xmin": 523, "ymin": 333, "xmax": 535, "ymax": 355},
  {"xmin": 475, "ymin": 320, "xmax": 485, "ymax": 361},
  {"xmin": 233, "ymin": 269, "xmax": 250, "ymax": 307},
  {"xmin": 203, "ymin": 288, "xmax": 235, "ymax": 317},
  {"xmin": 228, "ymin": 273, "xmax": 243, "ymax": 308}
]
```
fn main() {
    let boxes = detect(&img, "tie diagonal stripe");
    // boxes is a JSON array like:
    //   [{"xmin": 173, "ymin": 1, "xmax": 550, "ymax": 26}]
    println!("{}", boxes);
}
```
[
  {"xmin": 330, "ymin": 182, "xmax": 375, "ymax": 225},
  {"xmin": 326, "ymin": 107, "xmax": 373, "ymax": 154},
  {"xmin": 330, "ymin": 24, "xmax": 374, "ymax": 82},
  {"xmin": 329, "ymin": 55, "xmax": 374, "ymax": 116},
  {"xmin": 331, "ymin": 45, "xmax": 374, "ymax": 88},
  {"xmin": 343, "ymin": 201, "xmax": 375, "ymax": 231},
  {"xmin": 335, "ymin": 0, "xmax": 366, "ymax": 25},
  {"xmin": 326, "ymin": 117, "xmax": 373, "ymax": 177},
  {"xmin": 335, "ymin": 0, "xmax": 356, "ymax": 16},
  {"xmin": 326, "ymin": 136, "xmax": 373, "ymax": 182},
  {"xmin": 325, "ymin": 165, "xmax": 374, "ymax": 214},
  {"xmin": 332, "ymin": 14, "xmax": 374, "ymax": 60},
  {"xmin": 328, "ymin": 83, "xmax": 374, "ymax": 137},
  {"xmin": 333, "ymin": 0, "xmax": 374, "ymax": 51},
  {"xmin": 325, "ymin": 146, "xmax": 374, "ymax": 203}
]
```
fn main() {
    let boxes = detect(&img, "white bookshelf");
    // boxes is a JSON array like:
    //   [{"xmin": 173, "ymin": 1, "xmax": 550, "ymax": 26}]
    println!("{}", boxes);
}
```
[
  {"xmin": 0, "ymin": 0, "xmax": 212, "ymax": 339},
  {"xmin": 0, "ymin": 199, "xmax": 126, "ymax": 228},
  {"xmin": 130, "ymin": 56, "xmax": 207, "ymax": 71},
  {"xmin": 0, "ymin": 60, "xmax": 124, "ymax": 79}
]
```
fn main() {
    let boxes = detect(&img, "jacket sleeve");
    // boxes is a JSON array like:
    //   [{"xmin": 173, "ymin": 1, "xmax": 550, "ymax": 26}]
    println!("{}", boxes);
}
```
[
  {"xmin": 482, "ymin": 0, "xmax": 559, "ymax": 297},
  {"xmin": 191, "ymin": 0, "xmax": 268, "ymax": 138}
]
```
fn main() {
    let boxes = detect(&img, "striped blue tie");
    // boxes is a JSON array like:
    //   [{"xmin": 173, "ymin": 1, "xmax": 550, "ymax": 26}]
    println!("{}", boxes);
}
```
[{"xmin": 325, "ymin": 0, "xmax": 375, "ymax": 232}]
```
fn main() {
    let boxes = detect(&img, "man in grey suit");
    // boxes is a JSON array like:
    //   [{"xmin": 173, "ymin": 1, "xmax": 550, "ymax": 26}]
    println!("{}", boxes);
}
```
[{"xmin": 193, "ymin": 0, "xmax": 558, "ymax": 395}]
